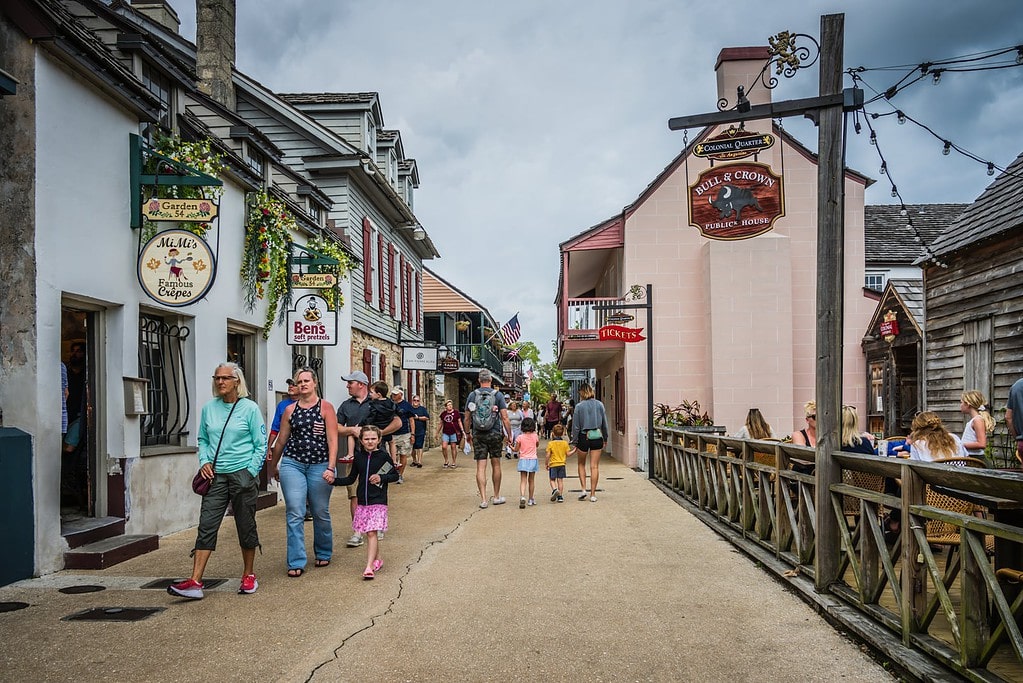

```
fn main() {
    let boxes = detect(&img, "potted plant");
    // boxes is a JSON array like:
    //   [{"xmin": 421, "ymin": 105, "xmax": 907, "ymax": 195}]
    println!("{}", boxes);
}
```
[
  {"xmin": 455, "ymin": 320, "xmax": 470, "ymax": 333},
  {"xmin": 654, "ymin": 400, "xmax": 723, "ymax": 434}
]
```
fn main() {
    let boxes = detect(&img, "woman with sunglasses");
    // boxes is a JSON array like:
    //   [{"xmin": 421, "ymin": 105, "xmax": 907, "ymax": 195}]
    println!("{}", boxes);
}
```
[
  {"xmin": 791, "ymin": 401, "xmax": 817, "ymax": 447},
  {"xmin": 409, "ymin": 394, "xmax": 430, "ymax": 467},
  {"xmin": 168, "ymin": 363, "xmax": 266, "ymax": 600}
]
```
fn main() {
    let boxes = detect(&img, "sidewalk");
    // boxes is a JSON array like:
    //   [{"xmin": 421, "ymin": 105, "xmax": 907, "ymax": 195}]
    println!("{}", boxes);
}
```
[{"xmin": 0, "ymin": 447, "xmax": 891, "ymax": 682}]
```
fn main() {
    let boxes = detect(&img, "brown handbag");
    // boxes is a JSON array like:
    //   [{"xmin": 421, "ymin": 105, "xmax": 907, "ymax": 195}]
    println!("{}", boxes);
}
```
[{"xmin": 191, "ymin": 399, "xmax": 241, "ymax": 496}]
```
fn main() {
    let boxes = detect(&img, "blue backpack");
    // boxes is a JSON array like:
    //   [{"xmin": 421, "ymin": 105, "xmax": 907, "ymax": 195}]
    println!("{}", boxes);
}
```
[{"xmin": 471, "ymin": 389, "xmax": 500, "ymax": 431}]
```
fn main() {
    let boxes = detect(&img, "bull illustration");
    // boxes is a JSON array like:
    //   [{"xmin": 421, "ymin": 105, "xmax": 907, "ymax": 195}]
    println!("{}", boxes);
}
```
[{"xmin": 709, "ymin": 184, "xmax": 762, "ymax": 222}]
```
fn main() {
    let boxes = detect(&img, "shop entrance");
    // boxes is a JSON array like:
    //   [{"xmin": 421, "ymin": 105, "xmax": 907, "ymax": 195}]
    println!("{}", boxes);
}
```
[{"xmin": 61, "ymin": 308, "xmax": 97, "ymax": 521}]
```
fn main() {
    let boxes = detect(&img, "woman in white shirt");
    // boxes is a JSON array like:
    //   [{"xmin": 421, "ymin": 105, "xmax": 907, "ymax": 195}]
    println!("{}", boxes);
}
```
[
  {"xmin": 908, "ymin": 411, "xmax": 968, "ymax": 462},
  {"xmin": 959, "ymin": 390, "xmax": 996, "ymax": 458},
  {"xmin": 731, "ymin": 408, "xmax": 775, "ymax": 440}
]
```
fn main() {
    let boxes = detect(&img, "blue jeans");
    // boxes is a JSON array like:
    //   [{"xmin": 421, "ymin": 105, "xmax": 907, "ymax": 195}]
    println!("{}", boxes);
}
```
[{"xmin": 279, "ymin": 457, "xmax": 333, "ymax": 569}]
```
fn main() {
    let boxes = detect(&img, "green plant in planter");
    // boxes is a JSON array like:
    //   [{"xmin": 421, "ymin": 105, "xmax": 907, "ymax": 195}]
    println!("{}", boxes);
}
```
[
  {"xmin": 141, "ymin": 132, "xmax": 226, "ymax": 241},
  {"xmin": 654, "ymin": 400, "xmax": 713, "ymax": 428}
]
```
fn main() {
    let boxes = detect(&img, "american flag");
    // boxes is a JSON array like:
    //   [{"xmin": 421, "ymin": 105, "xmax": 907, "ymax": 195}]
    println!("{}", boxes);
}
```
[
  {"xmin": 500, "ymin": 313, "xmax": 521, "ymax": 344},
  {"xmin": 506, "ymin": 346, "xmax": 519, "ymax": 359}
]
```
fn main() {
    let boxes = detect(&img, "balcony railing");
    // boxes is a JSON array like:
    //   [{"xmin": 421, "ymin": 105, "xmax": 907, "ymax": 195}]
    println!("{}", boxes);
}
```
[
  {"xmin": 563, "ymin": 296, "xmax": 626, "ymax": 334},
  {"xmin": 447, "ymin": 342, "xmax": 503, "ymax": 375}
]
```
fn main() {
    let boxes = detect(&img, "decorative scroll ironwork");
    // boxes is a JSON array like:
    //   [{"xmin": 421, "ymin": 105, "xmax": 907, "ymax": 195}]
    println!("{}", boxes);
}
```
[
  {"xmin": 717, "ymin": 31, "xmax": 821, "ymax": 112},
  {"xmin": 139, "ymin": 315, "xmax": 191, "ymax": 446}
]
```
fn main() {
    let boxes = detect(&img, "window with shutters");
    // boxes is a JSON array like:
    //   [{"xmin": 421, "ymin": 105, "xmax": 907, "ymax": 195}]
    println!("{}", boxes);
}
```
[
  {"xmin": 364, "ymin": 347, "xmax": 382, "ymax": 383},
  {"xmin": 377, "ymin": 233, "xmax": 386, "ymax": 312}
]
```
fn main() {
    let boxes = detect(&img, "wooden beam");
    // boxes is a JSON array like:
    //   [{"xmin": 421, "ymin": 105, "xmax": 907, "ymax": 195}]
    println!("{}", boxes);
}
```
[{"xmin": 814, "ymin": 13, "xmax": 846, "ymax": 591}]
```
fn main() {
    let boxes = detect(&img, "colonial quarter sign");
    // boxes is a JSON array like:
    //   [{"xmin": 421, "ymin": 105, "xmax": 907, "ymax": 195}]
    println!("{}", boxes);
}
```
[{"xmin": 688, "ymin": 162, "xmax": 785, "ymax": 240}]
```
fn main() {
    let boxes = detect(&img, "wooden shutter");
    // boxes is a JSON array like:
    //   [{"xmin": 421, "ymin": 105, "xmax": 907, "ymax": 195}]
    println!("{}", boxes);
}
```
[
  {"xmin": 404, "ymin": 262, "xmax": 412, "ymax": 326},
  {"xmin": 379, "ymin": 353, "xmax": 387, "ymax": 381},
  {"xmin": 377, "ymin": 233, "xmax": 385, "ymax": 312},
  {"xmin": 362, "ymin": 348, "xmax": 372, "ymax": 378},
  {"xmin": 414, "ymin": 271, "xmax": 421, "ymax": 332},
  {"xmin": 362, "ymin": 218, "xmax": 373, "ymax": 303},
  {"xmin": 398, "ymin": 253, "xmax": 407, "ymax": 323},
  {"xmin": 388, "ymin": 245, "xmax": 397, "ymax": 317}
]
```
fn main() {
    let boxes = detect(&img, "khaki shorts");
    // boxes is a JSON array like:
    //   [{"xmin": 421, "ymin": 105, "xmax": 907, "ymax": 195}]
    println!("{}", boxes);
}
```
[{"xmin": 394, "ymin": 432, "xmax": 413, "ymax": 457}]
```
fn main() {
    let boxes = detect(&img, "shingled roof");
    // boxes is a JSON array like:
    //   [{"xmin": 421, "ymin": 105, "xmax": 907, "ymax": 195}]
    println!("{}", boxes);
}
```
[
  {"xmin": 278, "ymin": 92, "xmax": 378, "ymax": 105},
  {"xmin": 925, "ymin": 151, "xmax": 1023, "ymax": 260},
  {"xmin": 864, "ymin": 203, "xmax": 966, "ymax": 264}
]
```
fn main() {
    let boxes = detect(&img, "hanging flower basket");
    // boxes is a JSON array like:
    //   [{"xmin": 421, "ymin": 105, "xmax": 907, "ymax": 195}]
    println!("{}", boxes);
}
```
[
  {"xmin": 240, "ymin": 191, "xmax": 294, "ymax": 338},
  {"xmin": 455, "ymin": 320, "xmax": 470, "ymax": 332},
  {"xmin": 142, "ymin": 132, "xmax": 226, "ymax": 241}
]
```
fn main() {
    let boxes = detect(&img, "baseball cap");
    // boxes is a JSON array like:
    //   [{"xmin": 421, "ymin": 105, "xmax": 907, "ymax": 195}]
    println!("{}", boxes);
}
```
[
  {"xmin": 391, "ymin": 386, "xmax": 405, "ymax": 396},
  {"xmin": 285, "ymin": 378, "xmax": 296, "ymax": 386},
  {"xmin": 341, "ymin": 371, "xmax": 369, "ymax": 384}
]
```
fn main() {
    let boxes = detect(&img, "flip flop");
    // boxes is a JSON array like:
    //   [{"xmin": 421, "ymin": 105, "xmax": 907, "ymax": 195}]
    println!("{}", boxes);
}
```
[
  {"xmin": 372, "ymin": 559, "xmax": 383, "ymax": 572},
  {"xmin": 287, "ymin": 568, "xmax": 304, "ymax": 578},
  {"xmin": 363, "ymin": 569, "xmax": 374, "ymax": 580},
  {"xmin": 314, "ymin": 559, "xmax": 330, "ymax": 568}
]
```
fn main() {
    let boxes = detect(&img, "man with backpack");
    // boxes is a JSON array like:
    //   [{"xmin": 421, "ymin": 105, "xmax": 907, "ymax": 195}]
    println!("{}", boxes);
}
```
[{"xmin": 464, "ymin": 369, "xmax": 512, "ymax": 509}]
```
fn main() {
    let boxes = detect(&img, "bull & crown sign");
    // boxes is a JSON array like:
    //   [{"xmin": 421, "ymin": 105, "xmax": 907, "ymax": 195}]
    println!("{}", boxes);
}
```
[{"xmin": 688, "ymin": 161, "xmax": 785, "ymax": 240}]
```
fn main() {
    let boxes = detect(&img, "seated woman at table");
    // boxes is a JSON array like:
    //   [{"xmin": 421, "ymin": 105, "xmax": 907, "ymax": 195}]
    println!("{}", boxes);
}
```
[
  {"xmin": 906, "ymin": 411, "xmax": 968, "ymax": 462},
  {"xmin": 960, "ymin": 390, "xmax": 996, "ymax": 458},
  {"xmin": 840, "ymin": 405, "xmax": 876, "ymax": 455},
  {"xmin": 791, "ymin": 401, "xmax": 816, "ymax": 447},
  {"xmin": 731, "ymin": 408, "xmax": 775, "ymax": 440}
]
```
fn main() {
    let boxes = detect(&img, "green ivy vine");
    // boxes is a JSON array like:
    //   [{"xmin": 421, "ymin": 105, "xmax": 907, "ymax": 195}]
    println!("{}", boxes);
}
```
[{"xmin": 241, "ymin": 191, "xmax": 294, "ymax": 338}]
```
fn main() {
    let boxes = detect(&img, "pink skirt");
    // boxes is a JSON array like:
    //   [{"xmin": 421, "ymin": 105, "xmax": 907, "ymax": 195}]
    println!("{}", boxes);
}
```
[{"xmin": 352, "ymin": 504, "xmax": 388, "ymax": 533}]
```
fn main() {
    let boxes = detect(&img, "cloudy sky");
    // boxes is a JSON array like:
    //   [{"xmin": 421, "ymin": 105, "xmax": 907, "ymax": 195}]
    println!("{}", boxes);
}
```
[{"xmin": 171, "ymin": 0, "xmax": 1022, "ymax": 362}]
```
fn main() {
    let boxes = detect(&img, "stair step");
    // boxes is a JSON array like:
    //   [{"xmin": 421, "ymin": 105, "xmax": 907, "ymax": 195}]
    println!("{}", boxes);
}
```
[
  {"xmin": 64, "ymin": 534, "xmax": 159, "ymax": 570},
  {"xmin": 62, "ymin": 516, "xmax": 125, "ymax": 549}
]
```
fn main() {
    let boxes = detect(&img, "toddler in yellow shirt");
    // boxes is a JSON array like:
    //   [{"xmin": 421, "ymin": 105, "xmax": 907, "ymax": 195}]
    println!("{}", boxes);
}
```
[{"xmin": 545, "ymin": 424, "xmax": 570, "ymax": 502}]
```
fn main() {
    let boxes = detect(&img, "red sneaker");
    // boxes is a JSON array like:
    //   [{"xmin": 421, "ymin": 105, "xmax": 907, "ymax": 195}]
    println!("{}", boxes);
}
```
[
  {"xmin": 238, "ymin": 574, "xmax": 258, "ymax": 595},
  {"xmin": 167, "ymin": 578, "xmax": 204, "ymax": 600}
]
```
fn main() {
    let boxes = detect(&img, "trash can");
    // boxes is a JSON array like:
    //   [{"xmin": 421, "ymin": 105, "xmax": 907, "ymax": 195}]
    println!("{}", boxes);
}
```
[{"xmin": 0, "ymin": 428, "xmax": 34, "ymax": 586}]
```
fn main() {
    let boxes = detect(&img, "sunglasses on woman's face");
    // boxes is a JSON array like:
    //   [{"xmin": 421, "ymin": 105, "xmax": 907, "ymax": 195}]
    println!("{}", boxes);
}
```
[{"xmin": 807, "ymin": 414, "xmax": 816, "ymax": 420}]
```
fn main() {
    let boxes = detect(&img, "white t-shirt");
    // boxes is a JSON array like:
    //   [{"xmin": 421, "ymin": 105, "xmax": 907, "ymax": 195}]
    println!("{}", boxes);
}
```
[{"xmin": 909, "ymin": 434, "xmax": 968, "ymax": 462}]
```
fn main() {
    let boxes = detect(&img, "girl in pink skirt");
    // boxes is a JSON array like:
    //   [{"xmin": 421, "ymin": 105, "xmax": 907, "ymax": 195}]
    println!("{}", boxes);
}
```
[{"xmin": 332, "ymin": 426, "xmax": 399, "ymax": 579}]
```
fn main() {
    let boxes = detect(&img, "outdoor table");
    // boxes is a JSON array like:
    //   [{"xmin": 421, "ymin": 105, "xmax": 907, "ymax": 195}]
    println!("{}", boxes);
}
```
[{"xmin": 933, "ymin": 484, "xmax": 1023, "ymax": 604}]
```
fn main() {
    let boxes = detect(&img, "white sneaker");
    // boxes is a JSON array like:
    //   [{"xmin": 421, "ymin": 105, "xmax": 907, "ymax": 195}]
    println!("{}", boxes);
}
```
[
  {"xmin": 528, "ymin": 499, "xmax": 536, "ymax": 506},
  {"xmin": 377, "ymin": 530, "xmax": 384, "ymax": 541},
  {"xmin": 479, "ymin": 500, "xmax": 488, "ymax": 509},
  {"xmin": 492, "ymin": 496, "xmax": 506, "ymax": 505},
  {"xmin": 347, "ymin": 534, "xmax": 364, "ymax": 547},
  {"xmin": 589, "ymin": 496, "xmax": 597, "ymax": 503}
]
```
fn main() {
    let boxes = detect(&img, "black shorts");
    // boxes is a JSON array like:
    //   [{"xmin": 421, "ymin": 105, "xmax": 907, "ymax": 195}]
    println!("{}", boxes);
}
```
[{"xmin": 576, "ymin": 435, "xmax": 604, "ymax": 452}]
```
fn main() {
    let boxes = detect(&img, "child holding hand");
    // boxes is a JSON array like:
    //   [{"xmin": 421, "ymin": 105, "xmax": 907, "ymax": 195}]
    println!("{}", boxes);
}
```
[
  {"xmin": 513, "ymin": 418, "xmax": 540, "ymax": 508},
  {"xmin": 332, "ymin": 426, "xmax": 399, "ymax": 579},
  {"xmin": 545, "ymin": 424, "xmax": 570, "ymax": 502}
]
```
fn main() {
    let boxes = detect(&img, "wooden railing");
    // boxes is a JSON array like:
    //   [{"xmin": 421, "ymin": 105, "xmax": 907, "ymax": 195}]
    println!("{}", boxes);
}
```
[{"xmin": 653, "ymin": 427, "xmax": 1023, "ymax": 680}]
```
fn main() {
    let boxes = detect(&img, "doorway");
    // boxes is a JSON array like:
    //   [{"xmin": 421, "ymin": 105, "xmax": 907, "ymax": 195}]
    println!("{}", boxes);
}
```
[{"xmin": 61, "ymin": 308, "xmax": 97, "ymax": 521}]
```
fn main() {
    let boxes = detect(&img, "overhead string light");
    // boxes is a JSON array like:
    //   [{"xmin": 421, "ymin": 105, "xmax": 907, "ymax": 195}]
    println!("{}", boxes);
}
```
[
  {"xmin": 861, "ymin": 116, "xmax": 946, "ymax": 267},
  {"xmin": 858, "ymin": 106, "xmax": 1022, "ymax": 181}
]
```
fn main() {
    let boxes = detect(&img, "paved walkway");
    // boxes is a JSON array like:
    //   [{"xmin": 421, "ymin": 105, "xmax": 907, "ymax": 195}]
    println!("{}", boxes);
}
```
[{"xmin": 0, "ymin": 447, "xmax": 892, "ymax": 682}]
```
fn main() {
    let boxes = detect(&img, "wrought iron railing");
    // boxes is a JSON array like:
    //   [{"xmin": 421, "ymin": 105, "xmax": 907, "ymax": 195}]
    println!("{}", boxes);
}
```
[
  {"xmin": 138, "ymin": 315, "xmax": 191, "ymax": 446},
  {"xmin": 446, "ymin": 343, "xmax": 502, "ymax": 375}
]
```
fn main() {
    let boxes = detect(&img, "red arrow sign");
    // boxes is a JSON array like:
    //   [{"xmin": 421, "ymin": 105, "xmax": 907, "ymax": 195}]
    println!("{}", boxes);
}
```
[{"xmin": 598, "ymin": 325, "xmax": 646, "ymax": 343}]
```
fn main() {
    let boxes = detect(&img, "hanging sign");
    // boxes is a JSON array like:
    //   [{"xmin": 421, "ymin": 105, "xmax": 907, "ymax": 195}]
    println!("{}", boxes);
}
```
[
  {"xmin": 287, "ymin": 293, "xmax": 337, "ymax": 345},
  {"xmin": 880, "ymin": 309, "xmax": 900, "ymax": 342},
  {"xmin": 438, "ymin": 356, "xmax": 461, "ymax": 373},
  {"xmin": 137, "ymin": 229, "xmax": 216, "ymax": 306},
  {"xmin": 402, "ymin": 346, "xmax": 439, "ymax": 371},
  {"xmin": 693, "ymin": 127, "xmax": 775, "ymax": 161},
  {"xmin": 143, "ymin": 197, "xmax": 219, "ymax": 222},
  {"xmin": 688, "ymin": 162, "xmax": 785, "ymax": 240},
  {"xmin": 606, "ymin": 312, "xmax": 634, "ymax": 325},
  {"xmin": 598, "ymin": 325, "xmax": 646, "ymax": 343},
  {"xmin": 291, "ymin": 272, "xmax": 337, "ymax": 289}
]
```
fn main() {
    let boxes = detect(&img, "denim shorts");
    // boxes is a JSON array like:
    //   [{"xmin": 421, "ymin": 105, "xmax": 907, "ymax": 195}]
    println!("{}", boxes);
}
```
[
  {"xmin": 517, "ymin": 458, "xmax": 539, "ymax": 473},
  {"xmin": 442, "ymin": 432, "xmax": 460, "ymax": 444},
  {"xmin": 548, "ymin": 465, "xmax": 566, "ymax": 480}
]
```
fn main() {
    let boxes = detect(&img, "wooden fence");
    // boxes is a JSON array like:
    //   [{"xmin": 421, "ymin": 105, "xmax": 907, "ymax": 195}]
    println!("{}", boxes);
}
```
[{"xmin": 653, "ymin": 427, "xmax": 1023, "ymax": 682}]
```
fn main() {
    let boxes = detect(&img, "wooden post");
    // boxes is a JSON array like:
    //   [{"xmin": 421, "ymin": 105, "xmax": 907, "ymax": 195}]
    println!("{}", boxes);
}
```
[{"xmin": 814, "ymin": 13, "xmax": 846, "ymax": 591}]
